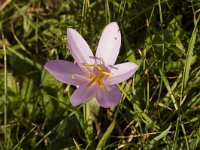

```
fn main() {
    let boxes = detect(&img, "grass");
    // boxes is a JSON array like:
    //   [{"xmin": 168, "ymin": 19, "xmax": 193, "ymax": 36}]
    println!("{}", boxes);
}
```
[{"xmin": 0, "ymin": 0, "xmax": 200, "ymax": 149}]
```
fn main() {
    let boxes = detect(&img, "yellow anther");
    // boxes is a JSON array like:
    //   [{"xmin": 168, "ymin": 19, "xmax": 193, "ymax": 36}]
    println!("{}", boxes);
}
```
[
  {"xmin": 97, "ymin": 65, "xmax": 103, "ymax": 71},
  {"xmin": 83, "ymin": 64, "xmax": 95, "ymax": 68},
  {"xmin": 97, "ymin": 65, "xmax": 112, "ymax": 76},
  {"xmin": 102, "ymin": 71, "xmax": 113, "ymax": 76}
]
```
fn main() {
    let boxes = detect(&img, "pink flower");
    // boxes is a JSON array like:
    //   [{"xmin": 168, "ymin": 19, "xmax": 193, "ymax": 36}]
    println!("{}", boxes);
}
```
[{"xmin": 44, "ymin": 22, "xmax": 138, "ymax": 108}]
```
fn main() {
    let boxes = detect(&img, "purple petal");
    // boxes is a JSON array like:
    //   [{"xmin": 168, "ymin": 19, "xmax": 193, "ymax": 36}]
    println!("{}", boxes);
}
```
[
  {"xmin": 44, "ymin": 60, "xmax": 88, "ymax": 85},
  {"xmin": 95, "ymin": 22, "xmax": 121, "ymax": 65},
  {"xmin": 70, "ymin": 84, "xmax": 97, "ymax": 106},
  {"xmin": 67, "ymin": 28, "xmax": 94, "ymax": 69},
  {"xmin": 105, "ymin": 62, "xmax": 138, "ymax": 85},
  {"xmin": 96, "ymin": 85, "xmax": 121, "ymax": 108}
]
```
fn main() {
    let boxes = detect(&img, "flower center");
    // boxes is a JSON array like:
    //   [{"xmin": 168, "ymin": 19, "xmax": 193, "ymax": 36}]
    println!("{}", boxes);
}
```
[{"xmin": 83, "ymin": 64, "xmax": 112, "ymax": 87}]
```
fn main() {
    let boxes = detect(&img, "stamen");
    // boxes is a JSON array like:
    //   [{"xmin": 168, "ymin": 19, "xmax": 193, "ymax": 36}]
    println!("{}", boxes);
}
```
[
  {"xmin": 87, "ymin": 77, "xmax": 97, "ymax": 87},
  {"xmin": 82, "ymin": 64, "xmax": 95, "ymax": 68},
  {"xmin": 96, "ymin": 78, "xmax": 103, "ymax": 87},
  {"xmin": 97, "ymin": 65, "xmax": 103, "ymax": 71},
  {"xmin": 102, "ymin": 71, "xmax": 113, "ymax": 76}
]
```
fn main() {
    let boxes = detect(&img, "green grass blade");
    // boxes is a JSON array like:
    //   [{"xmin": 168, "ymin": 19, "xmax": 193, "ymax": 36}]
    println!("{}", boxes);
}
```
[
  {"xmin": 12, "ymin": 126, "xmax": 37, "ymax": 150},
  {"xmin": 121, "ymin": 27, "xmax": 136, "ymax": 63},
  {"xmin": 159, "ymin": 70, "xmax": 178, "ymax": 110},
  {"xmin": 182, "ymin": 14, "xmax": 199, "ymax": 95},
  {"xmin": 83, "ymin": 103, "xmax": 94, "ymax": 147},
  {"xmin": 148, "ymin": 124, "xmax": 172, "ymax": 148},
  {"xmin": 7, "ymin": 47, "xmax": 42, "ymax": 71},
  {"xmin": 73, "ymin": 138, "xmax": 81, "ymax": 150},
  {"xmin": 96, "ymin": 120, "xmax": 115, "ymax": 150},
  {"xmin": 1, "ymin": 22, "xmax": 8, "ymax": 147}
]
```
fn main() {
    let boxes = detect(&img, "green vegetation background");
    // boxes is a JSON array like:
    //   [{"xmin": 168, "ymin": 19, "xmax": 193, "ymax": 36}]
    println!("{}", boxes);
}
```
[{"xmin": 0, "ymin": 0, "xmax": 200, "ymax": 149}]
